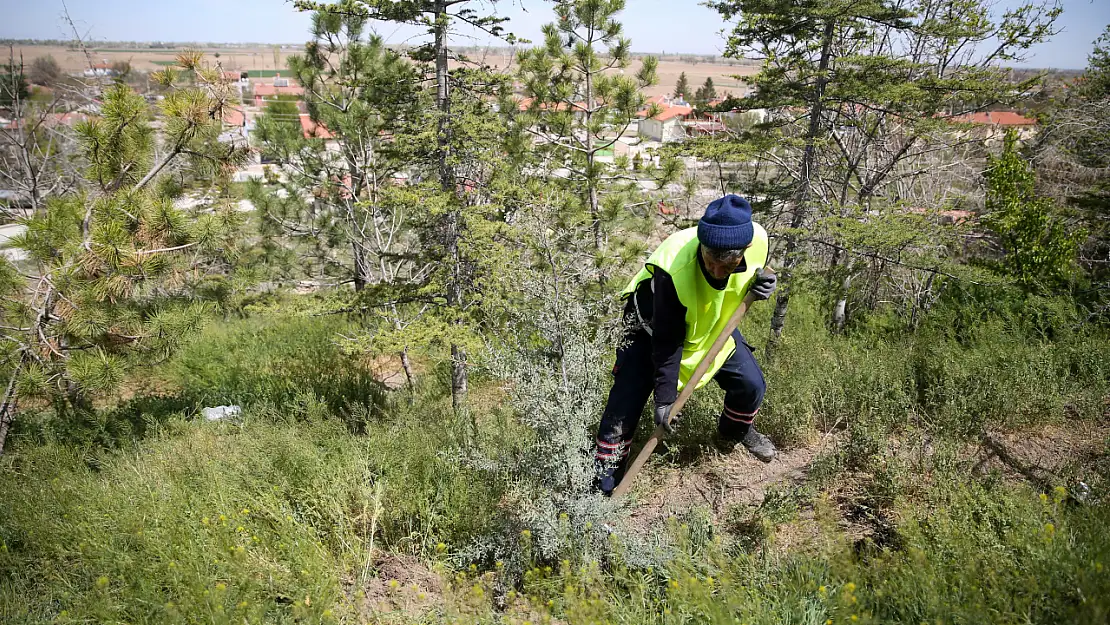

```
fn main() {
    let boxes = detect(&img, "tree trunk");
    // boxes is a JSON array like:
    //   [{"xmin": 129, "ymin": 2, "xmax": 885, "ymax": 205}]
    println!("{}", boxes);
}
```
[
  {"xmin": 0, "ymin": 352, "xmax": 25, "ymax": 455},
  {"xmin": 400, "ymin": 346, "xmax": 415, "ymax": 389},
  {"xmin": 585, "ymin": 68, "xmax": 600, "ymax": 251},
  {"xmin": 65, "ymin": 378, "xmax": 92, "ymax": 414},
  {"xmin": 353, "ymin": 240, "xmax": 371, "ymax": 291},
  {"xmin": 909, "ymin": 269, "xmax": 936, "ymax": 332},
  {"xmin": 832, "ymin": 270, "xmax": 853, "ymax": 333},
  {"xmin": 765, "ymin": 20, "xmax": 836, "ymax": 364},
  {"xmin": 434, "ymin": 0, "xmax": 468, "ymax": 415}
]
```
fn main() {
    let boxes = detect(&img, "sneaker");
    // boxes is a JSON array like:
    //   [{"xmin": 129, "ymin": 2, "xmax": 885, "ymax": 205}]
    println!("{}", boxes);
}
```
[{"xmin": 741, "ymin": 428, "xmax": 777, "ymax": 462}]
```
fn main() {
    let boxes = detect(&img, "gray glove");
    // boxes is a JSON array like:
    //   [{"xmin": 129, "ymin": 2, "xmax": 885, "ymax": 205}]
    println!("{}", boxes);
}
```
[
  {"xmin": 654, "ymin": 403, "xmax": 680, "ymax": 434},
  {"xmin": 749, "ymin": 269, "xmax": 777, "ymax": 301}
]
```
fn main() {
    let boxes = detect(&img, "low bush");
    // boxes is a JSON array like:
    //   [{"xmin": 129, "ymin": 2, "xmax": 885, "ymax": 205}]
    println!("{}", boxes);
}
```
[
  {"xmin": 171, "ymin": 315, "xmax": 387, "ymax": 426},
  {"xmin": 0, "ymin": 402, "xmax": 501, "ymax": 624}
]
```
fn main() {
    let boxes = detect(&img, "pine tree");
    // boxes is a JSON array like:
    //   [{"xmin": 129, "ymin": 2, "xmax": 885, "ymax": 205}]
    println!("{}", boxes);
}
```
[
  {"xmin": 693, "ymin": 76, "xmax": 716, "ymax": 110},
  {"xmin": 249, "ymin": 13, "xmax": 425, "ymax": 291},
  {"xmin": 293, "ymin": 0, "xmax": 515, "ymax": 415},
  {"xmin": 516, "ymin": 0, "xmax": 660, "ymax": 256},
  {"xmin": 0, "ymin": 56, "xmax": 28, "ymax": 108},
  {"xmin": 253, "ymin": 97, "xmax": 301, "ymax": 162},
  {"xmin": 0, "ymin": 54, "xmax": 249, "ymax": 453},
  {"xmin": 674, "ymin": 71, "xmax": 690, "ymax": 100},
  {"xmin": 1040, "ymin": 25, "xmax": 1110, "ymax": 308},
  {"xmin": 709, "ymin": 0, "xmax": 1061, "ymax": 350}
]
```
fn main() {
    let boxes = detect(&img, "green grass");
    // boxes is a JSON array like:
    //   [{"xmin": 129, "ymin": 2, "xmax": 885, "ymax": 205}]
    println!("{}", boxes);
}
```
[
  {"xmin": 0, "ymin": 402, "xmax": 501, "ymax": 623},
  {"xmin": 436, "ymin": 476, "xmax": 1110, "ymax": 624},
  {"xmin": 1, "ymin": 288, "xmax": 1108, "ymax": 624},
  {"xmin": 0, "ymin": 417, "xmax": 366, "ymax": 623},
  {"xmin": 661, "ymin": 290, "xmax": 1110, "ymax": 461},
  {"xmin": 170, "ymin": 315, "xmax": 388, "ymax": 427}
]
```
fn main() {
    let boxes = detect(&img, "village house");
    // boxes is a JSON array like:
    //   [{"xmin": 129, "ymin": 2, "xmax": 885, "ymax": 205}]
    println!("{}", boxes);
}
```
[
  {"xmin": 252, "ymin": 75, "xmax": 305, "ymax": 107},
  {"xmin": 637, "ymin": 95, "xmax": 693, "ymax": 143},
  {"xmin": 944, "ymin": 110, "xmax": 1038, "ymax": 141},
  {"xmin": 220, "ymin": 107, "xmax": 250, "ymax": 145}
]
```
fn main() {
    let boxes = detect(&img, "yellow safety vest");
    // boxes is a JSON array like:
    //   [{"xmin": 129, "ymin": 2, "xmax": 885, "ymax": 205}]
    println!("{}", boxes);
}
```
[{"xmin": 620, "ymin": 224, "xmax": 768, "ymax": 390}]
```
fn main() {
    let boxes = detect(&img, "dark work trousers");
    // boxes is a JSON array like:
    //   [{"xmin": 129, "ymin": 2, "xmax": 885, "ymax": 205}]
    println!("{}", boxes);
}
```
[{"xmin": 593, "ymin": 326, "xmax": 766, "ymax": 494}]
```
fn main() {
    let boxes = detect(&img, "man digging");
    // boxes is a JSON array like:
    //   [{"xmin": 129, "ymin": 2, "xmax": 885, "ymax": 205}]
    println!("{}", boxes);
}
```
[{"xmin": 594, "ymin": 195, "xmax": 778, "ymax": 496}]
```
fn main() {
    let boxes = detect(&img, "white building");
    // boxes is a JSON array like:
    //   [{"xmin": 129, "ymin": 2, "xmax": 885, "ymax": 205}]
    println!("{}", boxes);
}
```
[{"xmin": 636, "ymin": 95, "xmax": 693, "ymax": 143}]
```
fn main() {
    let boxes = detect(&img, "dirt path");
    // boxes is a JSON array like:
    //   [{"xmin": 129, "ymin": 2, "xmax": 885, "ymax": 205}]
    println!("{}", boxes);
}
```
[
  {"xmin": 623, "ymin": 439, "xmax": 829, "ymax": 531},
  {"xmin": 620, "ymin": 419, "xmax": 1110, "ymax": 533}
]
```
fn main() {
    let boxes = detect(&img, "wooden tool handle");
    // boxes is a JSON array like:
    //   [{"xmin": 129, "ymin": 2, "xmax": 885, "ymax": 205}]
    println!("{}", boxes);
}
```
[{"xmin": 610, "ymin": 266, "xmax": 774, "ymax": 499}]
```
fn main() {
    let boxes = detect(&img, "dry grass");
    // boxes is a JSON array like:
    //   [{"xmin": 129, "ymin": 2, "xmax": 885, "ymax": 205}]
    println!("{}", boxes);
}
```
[{"xmin": 11, "ymin": 44, "xmax": 758, "ymax": 98}]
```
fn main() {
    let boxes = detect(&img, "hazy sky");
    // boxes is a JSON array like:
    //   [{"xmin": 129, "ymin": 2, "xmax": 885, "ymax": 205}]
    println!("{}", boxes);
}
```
[{"xmin": 4, "ymin": 0, "xmax": 1108, "ymax": 69}]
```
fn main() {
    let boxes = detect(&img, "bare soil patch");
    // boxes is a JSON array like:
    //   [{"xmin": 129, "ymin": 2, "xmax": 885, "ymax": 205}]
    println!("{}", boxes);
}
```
[
  {"xmin": 623, "ymin": 439, "xmax": 826, "ymax": 532},
  {"xmin": 347, "ymin": 552, "xmax": 444, "ymax": 623}
]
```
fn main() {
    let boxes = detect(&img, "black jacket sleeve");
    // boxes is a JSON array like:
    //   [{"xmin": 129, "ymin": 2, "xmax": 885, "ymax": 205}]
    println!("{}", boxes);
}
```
[{"xmin": 649, "ymin": 270, "xmax": 686, "ymax": 405}]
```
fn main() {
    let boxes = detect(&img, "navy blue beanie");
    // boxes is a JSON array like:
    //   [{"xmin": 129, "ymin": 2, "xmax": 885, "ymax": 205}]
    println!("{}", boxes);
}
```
[{"xmin": 698, "ymin": 194, "xmax": 754, "ymax": 250}]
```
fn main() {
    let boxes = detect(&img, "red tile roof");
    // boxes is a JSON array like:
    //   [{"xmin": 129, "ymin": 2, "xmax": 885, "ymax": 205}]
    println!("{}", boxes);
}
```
[
  {"xmin": 253, "ymin": 83, "xmax": 305, "ymax": 98},
  {"xmin": 654, "ymin": 105, "xmax": 693, "ymax": 122},
  {"xmin": 946, "ymin": 111, "xmax": 1036, "ymax": 126},
  {"xmin": 223, "ymin": 108, "xmax": 246, "ymax": 127},
  {"xmin": 299, "ymin": 114, "xmax": 333, "ymax": 139},
  {"xmin": 636, "ymin": 95, "xmax": 693, "ymax": 122}
]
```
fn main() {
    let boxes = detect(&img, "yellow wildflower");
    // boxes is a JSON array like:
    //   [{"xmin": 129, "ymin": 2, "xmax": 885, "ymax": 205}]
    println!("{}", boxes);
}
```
[
  {"xmin": 95, "ymin": 576, "xmax": 109, "ymax": 589},
  {"xmin": 846, "ymin": 582, "xmax": 856, "ymax": 592},
  {"xmin": 215, "ymin": 582, "xmax": 227, "ymax": 591}
]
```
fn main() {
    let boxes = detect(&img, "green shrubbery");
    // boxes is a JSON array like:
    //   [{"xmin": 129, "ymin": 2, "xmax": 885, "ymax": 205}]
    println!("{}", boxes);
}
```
[
  {"xmin": 172, "ymin": 315, "xmax": 388, "ymax": 425},
  {"xmin": 724, "ymin": 292, "xmax": 1110, "ymax": 448},
  {"xmin": 0, "ymin": 403, "xmax": 502, "ymax": 623},
  {"xmin": 1, "ymin": 286, "xmax": 1107, "ymax": 624},
  {"xmin": 436, "ymin": 479, "xmax": 1110, "ymax": 624}
]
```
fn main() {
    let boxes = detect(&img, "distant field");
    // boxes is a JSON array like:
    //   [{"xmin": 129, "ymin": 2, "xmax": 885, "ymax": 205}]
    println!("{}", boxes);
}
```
[
  {"xmin": 12, "ymin": 44, "xmax": 758, "ymax": 97},
  {"xmin": 12, "ymin": 44, "xmax": 304, "ymax": 74}
]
